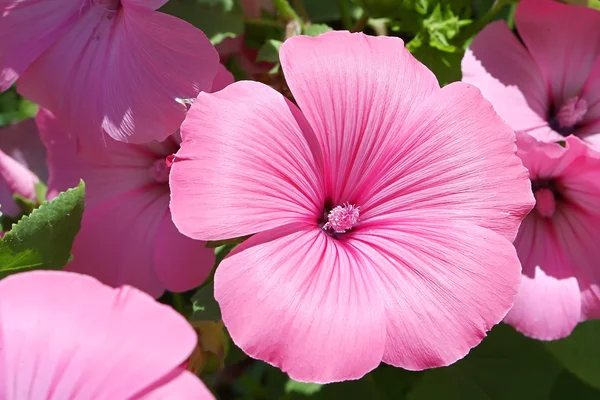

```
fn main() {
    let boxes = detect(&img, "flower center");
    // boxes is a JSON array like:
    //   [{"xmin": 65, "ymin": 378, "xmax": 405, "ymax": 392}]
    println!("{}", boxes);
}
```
[
  {"xmin": 550, "ymin": 96, "xmax": 588, "ymax": 136},
  {"xmin": 322, "ymin": 203, "xmax": 360, "ymax": 233},
  {"xmin": 150, "ymin": 158, "xmax": 170, "ymax": 183},
  {"xmin": 532, "ymin": 179, "xmax": 561, "ymax": 218}
]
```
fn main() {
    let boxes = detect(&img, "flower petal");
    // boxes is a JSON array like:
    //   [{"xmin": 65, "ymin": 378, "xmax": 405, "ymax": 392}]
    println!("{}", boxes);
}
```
[
  {"xmin": 19, "ymin": 6, "xmax": 219, "ymax": 143},
  {"xmin": 0, "ymin": 118, "xmax": 47, "ymax": 182},
  {"xmin": 66, "ymin": 187, "xmax": 167, "ymax": 297},
  {"xmin": 138, "ymin": 369, "xmax": 214, "ymax": 399},
  {"xmin": 153, "ymin": 211, "xmax": 214, "ymax": 293},
  {"xmin": 516, "ymin": 0, "xmax": 600, "ymax": 103},
  {"xmin": 171, "ymin": 81, "xmax": 325, "ymax": 241},
  {"xmin": 0, "ymin": 0, "xmax": 80, "ymax": 90},
  {"xmin": 358, "ymin": 82, "xmax": 534, "ymax": 243},
  {"xmin": 279, "ymin": 31, "xmax": 439, "ymax": 204},
  {"xmin": 0, "ymin": 270, "xmax": 197, "ymax": 398},
  {"xmin": 0, "ymin": 148, "xmax": 39, "ymax": 216},
  {"xmin": 462, "ymin": 21, "xmax": 554, "ymax": 141},
  {"xmin": 215, "ymin": 225, "xmax": 386, "ymax": 383},
  {"xmin": 211, "ymin": 63, "xmax": 234, "ymax": 92},
  {"xmin": 506, "ymin": 215, "xmax": 581, "ymax": 340},
  {"xmin": 351, "ymin": 221, "xmax": 521, "ymax": 370}
]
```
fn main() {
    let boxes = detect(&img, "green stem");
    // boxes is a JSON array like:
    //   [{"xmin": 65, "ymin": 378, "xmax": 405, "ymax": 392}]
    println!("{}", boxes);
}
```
[
  {"xmin": 171, "ymin": 292, "xmax": 185, "ymax": 315},
  {"xmin": 272, "ymin": 0, "xmax": 303, "ymax": 29},
  {"xmin": 337, "ymin": 0, "xmax": 352, "ymax": 30}
]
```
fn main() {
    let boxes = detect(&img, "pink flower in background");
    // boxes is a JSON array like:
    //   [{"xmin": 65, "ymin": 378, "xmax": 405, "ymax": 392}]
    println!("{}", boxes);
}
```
[
  {"xmin": 36, "ymin": 65, "xmax": 233, "ymax": 297},
  {"xmin": 462, "ymin": 0, "xmax": 600, "ymax": 146},
  {"xmin": 170, "ymin": 31, "xmax": 534, "ymax": 383},
  {"xmin": 504, "ymin": 134, "xmax": 600, "ymax": 340},
  {"xmin": 0, "ymin": 118, "xmax": 47, "ymax": 216},
  {"xmin": 0, "ymin": 270, "xmax": 213, "ymax": 399},
  {"xmin": 0, "ymin": 0, "xmax": 219, "ymax": 144}
]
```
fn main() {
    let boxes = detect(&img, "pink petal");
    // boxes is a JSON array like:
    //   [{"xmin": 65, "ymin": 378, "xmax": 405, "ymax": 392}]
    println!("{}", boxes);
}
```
[
  {"xmin": 351, "ymin": 221, "xmax": 521, "ymax": 370},
  {"xmin": 0, "ymin": 0, "xmax": 80, "ymax": 90},
  {"xmin": 462, "ymin": 21, "xmax": 555, "ymax": 142},
  {"xmin": 170, "ymin": 81, "xmax": 325, "ymax": 241},
  {"xmin": 211, "ymin": 63, "xmax": 234, "ymax": 92},
  {"xmin": 279, "ymin": 31, "xmax": 439, "ymax": 204},
  {"xmin": 215, "ymin": 225, "xmax": 386, "ymax": 383},
  {"xmin": 516, "ymin": 0, "xmax": 600, "ymax": 103},
  {"xmin": 506, "ymin": 215, "xmax": 581, "ymax": 340},
  {"xmin": 153, "ymin": 211, "xmax": 214, "ymax": 293},
  {"xmin": 19, "ymin": 5, "xmax": 219, "ymax": 144},
  {"xmin": 0, "ymin": 148, "xmax": 38, "ymax": 216},
  {"xmin": 0, "ymin": 270, "xmax": 199, "ymax": 398},
  {"xmin": 358, "ymin": 82, "xmax": 534, "ymax": 243},
  {"xmin": 138, "ymin": 369, "xmax": 214, "ymax": 400},
  {"xmin": 0, "ymin": 118, "xmax": 47, "ymax": 182},
  {"xmin": 66, "ymin": 186, "xmax": 167, "ymax": 297},
  {"xmin": 122, "ymin": 0, "xmax": 168, "ymax": 10}
]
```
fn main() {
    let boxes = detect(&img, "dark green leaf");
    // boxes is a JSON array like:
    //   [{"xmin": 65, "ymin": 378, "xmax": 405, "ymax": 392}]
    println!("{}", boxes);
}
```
[
  {"xmin": 12, "ymin": 193, "xmax": 37, "ymax": 215},
  {"xmin": 256, "ymin": 39, "xmax": 283, "ymax": 63},
  {"xmin": 408, "ymin": 324, "xmax": 562, "ymax": 400},
  {"xmin": 191, "ymin": 281, "xmax": 221, "ymax": 321},
  {"xmin": 0, "ymin": 180, "xmax": 85, "ymax": 277},
  {"xmin": 550, "ymin": 370, "xmax": 600, "ymax": 400},
  {"xmin": 546, "ymin": 320, "xmax": 600, "ymax": 389}
]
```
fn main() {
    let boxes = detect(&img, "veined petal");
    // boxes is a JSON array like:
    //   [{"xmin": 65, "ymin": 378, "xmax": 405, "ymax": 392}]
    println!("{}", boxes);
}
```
[
  {"xmin": 170, "ymin": 81, "xmax": 325, "ymax": 241},
  {"xmin": 280, "ymin": 31, "xmax": 439, "ymax": 204},
  {"xmin": 215, "ymin": 225, "xmax": 386, "ymax": 383}
]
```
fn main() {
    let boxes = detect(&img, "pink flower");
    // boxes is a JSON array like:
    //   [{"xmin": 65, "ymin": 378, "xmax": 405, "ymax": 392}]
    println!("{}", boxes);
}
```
[
  {"xmin": 504, "ymin": 134, "xmax": 600, "ymax": 340},
  {"xmin": 0, "ymin": 118, "xmax": 47, "ymax": 216},
  {"xmin": 0, "ymin": 270, "xmax": 213, "ymax": 399},
  {"xmin": 169, "ymin": 31, "xmax": 534, "ymax": 383},
  {"xmin": 462, "ymin": 0, "xmax": 600, "ymax": 146},
  {"xmin": 0, "ymin": 0, "xmax": 219, "ymax": 144},
  {"xmin": 36, "ymin": 64, "xmax": 233, "ymax": 297}
]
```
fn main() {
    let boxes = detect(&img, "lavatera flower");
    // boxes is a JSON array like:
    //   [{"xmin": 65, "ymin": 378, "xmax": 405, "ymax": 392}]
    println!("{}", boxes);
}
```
[
  {"xmin": 0, "ymin": 0, "xmax": 219, "ymax": 144},
  {"xmin": 169, "ymin": 31, "xmax": 535, "ymax": 383},
  {"xmin": 37, "ymin": 65, "xmax": 233, "ymax": 298},
  {"xmin": 462, "ymin": 0, "xmax": 600, "ymax": 147},
  {"xmin": 0, "ymin": 270, "xmax": 214, "ymax": 399}
]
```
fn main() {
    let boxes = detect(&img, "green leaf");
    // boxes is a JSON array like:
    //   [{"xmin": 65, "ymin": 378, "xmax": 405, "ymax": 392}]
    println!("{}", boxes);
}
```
[
  {"xmin": 550, "ymin": 371, "xmax": 600, "ymax": 400},
  {"xmin": 285, "ymin": 379, "xmax": 323, "ymax": 395},
  {"xmin": 546, "ymin": 320, "xmax": 600, "ymax": 390},
  {"xmin": 302, "ymin": 0, "xmax": 358, "ymax": 22},
  {"xmin": 408, "ymin": 324, "xmax": 562, "ymax": 400},
  {"xmin": 256, "ymin": 39, "xmax": 283, "ymax": 63},
  {"xmin": 0, "ymin": 180, "xmax": 85, "ymax": 277},
  {"xmin": 371, "ymin": 365, "xmax": 423, "ymax": 399},
  {"xmin": 12, "ymin": 193, "xmax": 37, "ymax": 215},
  {"xmin": 191, "ymin": 281, "xmax": 221, "ymax": 321},
  {"xmin": 303, "ymin": 23, "xmax": 333, "ymax": 36},
  {"xmin": 34, "ymin": 182, "xmax": 48, "ymax": 205},
  {"xmin": 409, "ymin": 44, "xmax": 464, "ymax": 86},
  {"xmin": 205, "ymin": 235, "xmax": 250, "ymax": 248},
  {"xmin": 159, "ymin": 0, "xmax": 244, "ymax": 45}
]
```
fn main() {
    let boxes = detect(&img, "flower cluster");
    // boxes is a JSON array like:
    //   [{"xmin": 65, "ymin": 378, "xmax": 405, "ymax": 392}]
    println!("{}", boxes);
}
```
[{"xmin": 0, "ymin": 0, "xmax": 598, "ymax": 395}]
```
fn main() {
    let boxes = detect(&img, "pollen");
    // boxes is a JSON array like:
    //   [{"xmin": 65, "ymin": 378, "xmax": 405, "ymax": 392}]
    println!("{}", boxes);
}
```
[{"xmin": 323, "ymin": 203, "xmax": 360, "ymax": 233}]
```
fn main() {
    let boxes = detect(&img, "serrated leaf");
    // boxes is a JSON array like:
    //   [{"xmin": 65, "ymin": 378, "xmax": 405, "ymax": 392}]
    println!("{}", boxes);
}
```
[
  {"xmin": 303, "ymin": 23, "xmax": 333, "ymax": 36},
  {"xmin": 546, "ymin": 320, "xmax": 600, "ymax": 390},
  {"xmin": 257, "ymin": 39, "xmax": 282, "ymax": 63},
  {"xmin": 0, "ymin": 180, "xmax": 85, "ymax": 277},
  {"xmin": 408, "ymin": 324, "xmax": 562, "ymax": 400}
]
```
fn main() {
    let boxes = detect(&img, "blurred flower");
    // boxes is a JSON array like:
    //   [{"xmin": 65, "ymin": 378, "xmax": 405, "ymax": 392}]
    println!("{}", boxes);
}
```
[
  {"xmin": 0, "ymin": 270, "xmax": 213, "ymax": 399},
  {"xmin": 37, "ymin": 65, "xmax": 232, "ymax": 298},
  {"xmin": 462, "ymin": 0, "xmax": 600, "ymax": 147},
  {"xmin": 0, "ymin": 118, "xmax": 47, "ymax": 216},
  {"xmin": 504, "ymin": 134, "xmax": 600, "ymax": 340},
  {"xmin": 170, "ymin": 31, "xmax": 534, "ymax": 383},
  {"xmin": 0, "ymin": 0, "xmax": 219, "ymax": 144}
]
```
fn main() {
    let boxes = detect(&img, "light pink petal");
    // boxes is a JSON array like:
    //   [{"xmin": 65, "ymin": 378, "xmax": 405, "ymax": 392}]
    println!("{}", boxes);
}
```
[
  {"xmin": 19, "ymin": 6, "xmax": 219, "ymax": 144},
  {"xmin": 578, "ymin": 57, "xmax": 600, "ymax": 141},
  {"xmin": 215, "ymin": 225, "xmax": 386, "ymax": 383},
  {"xmin": 350, "ymin": 221, "xmax": 521, "ymax": 370},
  {"xmin": 211, "ymin": 64, "xmax": 234, "ymax": 92},
  {"xmin": 516, "ymin": 0, "xmax": 600, "ymax": 103},
  {"xmin": 0, "ymin": 0, "xmax": 81, "ymax": 90},
  {"xmin": 0, "ymin": 118, "xmax": 47, "ymax": 182},
  {"xmin": 0, "ymin": 270, "xmax": 197, "ymax": 398},
  {"xmin": 170, "ymin": 81, "xmax": 325, "ymax": 241},
  {"xmin": 358, "ymin": 82, "xmax": 533, "ymax": 243},
  {"xmin": 153, "ymin": 211, "xmax": 214, "ymax": 293},
  {"xmin": 0, "ymin": 148, "xmax": 39, "ymax": 216},
  {"xmin": 506, "ymin": 215, "xmax": 581, "ymax": 340},
  {"xmin": 462, "ymin": 21, "xmax": 555, "ymax": 142},
  {"xmin": 280, "ymin": 31, "xmax": 439, "ymax": 204},
  {"xmin": 138, "ymin": 369, "xmax": 214, "ymax": 400},
  {"xmin": 66, "ymin": 186, "xmax": 167, "ymax": 297}
]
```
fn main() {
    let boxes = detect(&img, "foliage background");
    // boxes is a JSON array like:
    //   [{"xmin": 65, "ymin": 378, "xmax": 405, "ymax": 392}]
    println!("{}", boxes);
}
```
[{"xmin": 1, "ymin": 0, "xmax": 600, "ymax": 398}]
